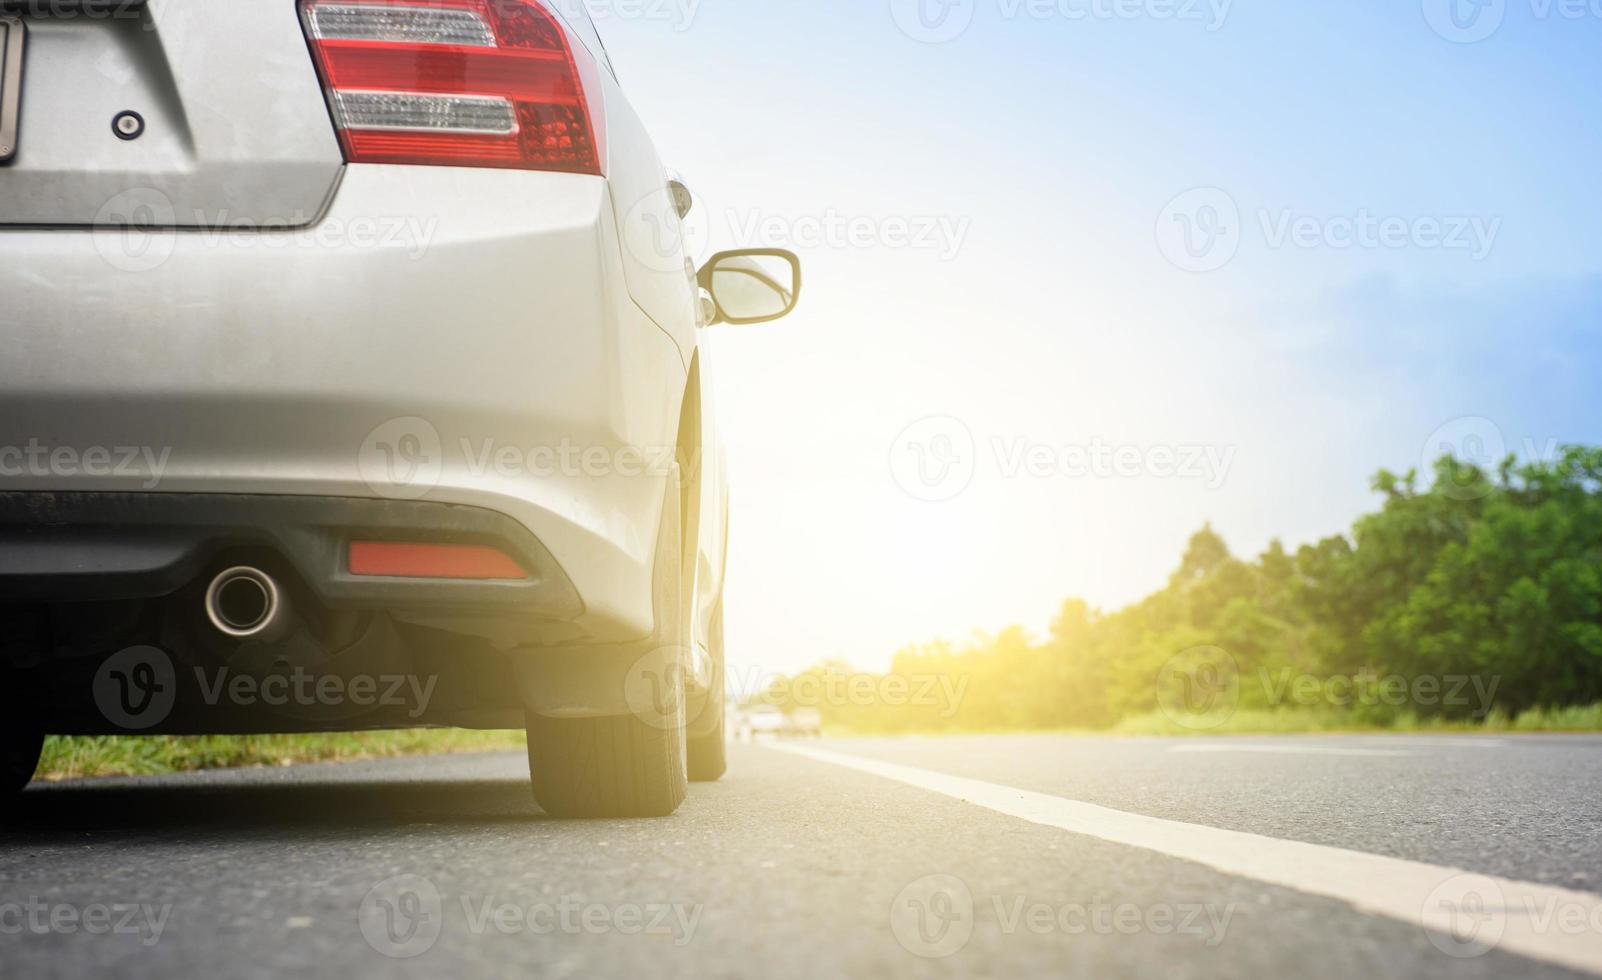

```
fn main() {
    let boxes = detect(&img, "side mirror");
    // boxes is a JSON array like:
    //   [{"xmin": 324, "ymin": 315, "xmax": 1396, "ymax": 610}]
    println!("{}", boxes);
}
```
[{"xmin": 697, "ymin": 249, "xmax": 802, "ymax": 326}]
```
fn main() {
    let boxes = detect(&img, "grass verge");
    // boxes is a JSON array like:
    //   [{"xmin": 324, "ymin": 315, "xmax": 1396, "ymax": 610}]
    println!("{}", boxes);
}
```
[
  {"xmin": 38, "ymin": 730, "xmax": 527, "ymax": 781},
  {"xmin": 1110, "ymin": 703, "xmax": 1602, "ymax": 737}
]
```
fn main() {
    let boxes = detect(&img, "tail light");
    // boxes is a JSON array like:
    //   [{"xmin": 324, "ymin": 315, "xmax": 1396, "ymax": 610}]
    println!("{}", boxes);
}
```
[{"xmin": 299, "ymin": 0, "xmax": 606, "ymax": 175}]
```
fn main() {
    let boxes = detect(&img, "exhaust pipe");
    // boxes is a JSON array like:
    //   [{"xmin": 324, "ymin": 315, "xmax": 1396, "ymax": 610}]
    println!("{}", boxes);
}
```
[{"xmin": 204, "ymin": 566, "xmax": 292, "ymax": 641}]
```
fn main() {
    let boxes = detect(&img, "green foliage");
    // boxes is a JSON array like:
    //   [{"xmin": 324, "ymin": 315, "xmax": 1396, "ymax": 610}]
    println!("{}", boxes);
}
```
[
  {"xmin": 39, "ymin": 730, "xmax": 527, "ymax": 781},
  {"xmin": 769, "ymin": 448, "xmax": 1602, "ymax": 733}
]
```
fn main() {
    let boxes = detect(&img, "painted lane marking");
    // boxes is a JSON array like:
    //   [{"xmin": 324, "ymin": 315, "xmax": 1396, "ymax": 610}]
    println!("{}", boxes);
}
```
[{"xmin": 773, "ymin": 743, "xmax": 1602, "ymax": 975}]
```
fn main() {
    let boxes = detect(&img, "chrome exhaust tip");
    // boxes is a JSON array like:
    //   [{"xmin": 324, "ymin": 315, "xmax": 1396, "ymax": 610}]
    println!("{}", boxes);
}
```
[{"xmin": 204, "ymin": 566, "xmax": 290, "ymax": 641}]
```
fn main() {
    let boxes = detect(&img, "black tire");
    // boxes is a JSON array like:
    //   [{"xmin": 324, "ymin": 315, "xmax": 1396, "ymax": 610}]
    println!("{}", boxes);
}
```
[
  {"xmin": 524, "ymin": 475, "xmax": 691, "ymax": 818},
  {"xmin": 2, "ymin": 725, "xmax": 43, "ymax": 798},
  {"xmin": 526, "ymin": 704, "xmax": 688, "ymax": 819},
  {"xmin": 687, "ymin": 602, "xmax": 727, "ymax": 783},
  {"xmin": 687, "ymin": 696, "xmax": 726, "ymax": 782}
]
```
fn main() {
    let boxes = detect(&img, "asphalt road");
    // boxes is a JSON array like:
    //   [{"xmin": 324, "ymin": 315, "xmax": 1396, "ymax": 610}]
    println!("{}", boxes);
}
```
[{"xmin": 1, "ymin": 734, "xmax": 1600, "ymax": 979}]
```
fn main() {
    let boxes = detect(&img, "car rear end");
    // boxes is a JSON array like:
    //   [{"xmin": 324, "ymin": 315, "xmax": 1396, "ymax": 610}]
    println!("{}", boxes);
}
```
[{"xmin": 0, "ymin": 0, "xmax": 695, "ymax": 767}]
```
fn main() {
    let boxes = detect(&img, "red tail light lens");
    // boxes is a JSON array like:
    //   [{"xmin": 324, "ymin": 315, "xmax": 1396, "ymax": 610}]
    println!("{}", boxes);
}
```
[{"xmin": 300, "ymin": 0, "xmax": 606, "ymax": 175}]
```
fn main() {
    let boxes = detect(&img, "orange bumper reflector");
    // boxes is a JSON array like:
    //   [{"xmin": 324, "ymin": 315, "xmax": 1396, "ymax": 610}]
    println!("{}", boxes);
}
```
[{"xmin": 348, "ymin": 541, "xmax": 529, "ymax": 580}]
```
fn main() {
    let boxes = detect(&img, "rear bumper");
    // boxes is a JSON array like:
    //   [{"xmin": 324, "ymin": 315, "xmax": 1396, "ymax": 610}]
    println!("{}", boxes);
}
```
[
  {"xmin": 0, "ymin": 165, "xmax": 688, "ymax": 643},
  {"xmin": 0, "ymin": 491, "xmax": 580, "ymax": 627}
]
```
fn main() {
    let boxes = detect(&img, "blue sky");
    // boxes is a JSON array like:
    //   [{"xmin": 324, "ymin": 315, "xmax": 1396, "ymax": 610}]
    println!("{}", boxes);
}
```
[{"xmin": 591, "ymin": 0, "xmax": 1602, "ymax": 676}]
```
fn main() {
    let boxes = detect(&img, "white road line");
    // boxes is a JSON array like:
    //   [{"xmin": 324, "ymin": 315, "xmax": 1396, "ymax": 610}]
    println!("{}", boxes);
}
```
[
  {"xmin": 1168, "ymin": 744, "xmax": 1412, "ymax": 757},
  {"xmin": 773, "ymin": 743, "xmax": 1602, "ymax": 976},
  {"xmin": 1371, "ymin": 737, "xmax": 1508, "ymax": 749}
]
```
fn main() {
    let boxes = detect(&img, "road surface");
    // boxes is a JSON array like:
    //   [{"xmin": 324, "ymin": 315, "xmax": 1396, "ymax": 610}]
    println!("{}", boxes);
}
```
[{"xmin": 2, "ymin": 734, "xmax": 1600, "ymax": 979}]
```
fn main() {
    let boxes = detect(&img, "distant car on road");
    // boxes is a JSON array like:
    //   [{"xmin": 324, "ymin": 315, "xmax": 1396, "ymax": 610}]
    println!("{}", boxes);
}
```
[
  {"xmin": 786, "ymin": 707, "xmax": 824, "ymax": 738},
  {"xmin": 738, "ymin": 705, "xmax": 787, "ymax": 741}
]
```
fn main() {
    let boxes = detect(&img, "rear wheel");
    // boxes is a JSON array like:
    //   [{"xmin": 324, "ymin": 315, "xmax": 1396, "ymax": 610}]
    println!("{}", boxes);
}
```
[
  {"xmin": 3, "ymin": 729, "xmax": 44, "ymax": 798},
  {"xmin": 1, "ymin": 689, "xmax": 44, "ymax": 798},
  {"xmin": 526, "ymin": 698, "xmax": 688, "ymax": 818},
  {"xmin": 686, "ymin": 602, "xmax": 727, "ymax": 782},
  {"xmin": 524, "ymin": 476, "xmax": 691, "ymax": 818}
]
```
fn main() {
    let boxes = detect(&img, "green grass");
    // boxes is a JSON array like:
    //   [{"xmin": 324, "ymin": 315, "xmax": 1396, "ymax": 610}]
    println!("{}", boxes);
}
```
[
  {"xmin": 823, "ymin": 702, "xmax": 1602, "ymax": 739},
  {"xmin": 1109, "ymin": 703, "xmax": 1602, "ymax": 737},
  {"xmin": 38, "ymin": 730, "xmax": 527, "ymax": 781},
  {"xmin": 38, "ymin": 703, "xmax": 1602, "ymax": 780}
]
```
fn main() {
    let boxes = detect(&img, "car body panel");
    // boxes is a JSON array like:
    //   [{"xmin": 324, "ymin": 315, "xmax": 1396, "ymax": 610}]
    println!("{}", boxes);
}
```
[
  {"xmin": 0, "ymin": 0, "xmax": 749, "ymax": 747},
  {"xmin": 0, "ymin": 0, "xmax": 344, "ymax": 227},
  {"xmin": 0, "ymin": 164, "xmax": 690, "ymax": 644}
]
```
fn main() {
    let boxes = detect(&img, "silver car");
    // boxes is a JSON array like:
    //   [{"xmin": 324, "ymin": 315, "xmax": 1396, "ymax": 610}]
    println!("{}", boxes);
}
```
[{"xmin": 0, "ymin": 0, "xmax": 800, "ymax": 817}]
